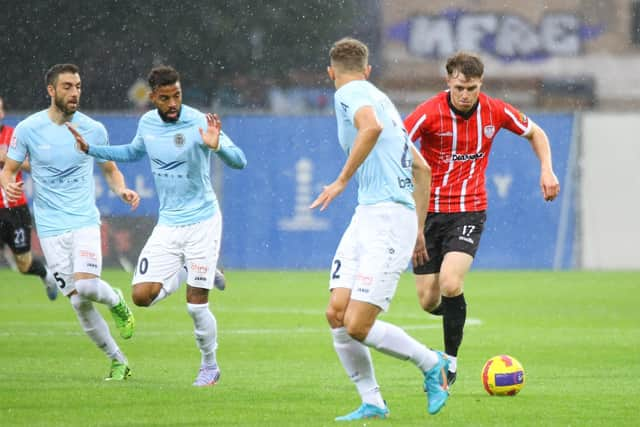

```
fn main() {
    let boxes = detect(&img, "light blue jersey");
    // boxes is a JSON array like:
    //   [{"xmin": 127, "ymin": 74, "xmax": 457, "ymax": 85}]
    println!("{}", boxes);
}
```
[
  {"xmin": 88, "ymin": 104, "xmax": 246, "ymax": 226},
  {"xmin": 8, "ymin": 110, "xmax": 108, "ymax": 237},
  {"xmin": 334, "ymin": 80, "xmax": 415, "ymax": 208}
]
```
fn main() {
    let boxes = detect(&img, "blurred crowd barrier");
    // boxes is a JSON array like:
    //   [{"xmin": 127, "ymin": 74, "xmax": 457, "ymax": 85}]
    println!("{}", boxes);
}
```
[{"xmin": 4, "ymin": 113, "xmax": 601, "ymax": 271}]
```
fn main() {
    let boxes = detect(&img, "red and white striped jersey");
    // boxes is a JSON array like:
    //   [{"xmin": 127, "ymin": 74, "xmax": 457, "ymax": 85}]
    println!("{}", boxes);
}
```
[
  {"xmin": 404, "ymin": 91, "xmax": 531, "ymax": 213},
  {"xmin": 0, "ymin": 125, "xmax": 27, "ymax": 208}
]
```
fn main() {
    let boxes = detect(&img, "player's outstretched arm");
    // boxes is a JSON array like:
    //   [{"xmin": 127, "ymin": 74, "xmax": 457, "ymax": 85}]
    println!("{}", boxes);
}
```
[
  {"xmin": 99, "ymin": 161, "xmax": 140, "ymax": 210},
  {"xmin": 66, "ymin": 123, "xmax": 146, "ymax": 162},
  {"xmin": 199, "ymin": 113, "xmax": 247, "ymax": 169},
  {"xmin": 525, "ymin": 122, "xmax": 560, "ymax": 202},
  {"xmin": 310, "ymin": 106, "xmax": 381, "ymax": 211}
]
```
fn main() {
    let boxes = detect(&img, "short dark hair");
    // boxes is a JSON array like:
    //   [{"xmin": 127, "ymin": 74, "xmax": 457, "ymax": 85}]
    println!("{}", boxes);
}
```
[
  {"xmin": 45, "ymin": 64, "xmax": 80, "ymax": 87},
  {"xmin": 330, "ymin": 37, "xmax": 369, "ymax": 73},
  {"xmin": 148, "ymin": 65, "xmax": 180, "ymax": 90},
  {"xmin": 445, "ymin": 52, "xmax": 484, "ymax": 79}
]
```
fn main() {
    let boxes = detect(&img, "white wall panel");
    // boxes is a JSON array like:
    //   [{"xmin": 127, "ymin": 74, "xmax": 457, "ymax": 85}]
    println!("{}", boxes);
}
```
[{"xmin": 581, "ymin": 113, "xmax": 640, "ymax": 269}]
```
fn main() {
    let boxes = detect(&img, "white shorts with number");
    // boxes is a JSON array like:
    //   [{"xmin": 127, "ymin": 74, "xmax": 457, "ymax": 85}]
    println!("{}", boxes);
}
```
[
  {"xmin": 39, "ymin": 226, "xmax": 103, "ymax": 297},
  {"xmin": 329, "ymin": 202, "xmax": 417, "ymax": 312},
  {"xmin": 132, "ymin": 215, "xmax": 221, "ymax": 290}
]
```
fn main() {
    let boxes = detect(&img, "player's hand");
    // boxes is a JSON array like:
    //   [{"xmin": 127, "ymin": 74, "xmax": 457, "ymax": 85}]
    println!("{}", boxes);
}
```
[
  {"xmin": 119, "ymin": 188, "xmax": 140, "ymax": 211},
  {"xmin": 310, "ymin": 179, "xmax": 347, "ymax": 211},
  {"xmin": 0, "ymin": 145, "xmax": 7, "ymax": 166},
  {"xmin": 4, "ymin": 181, "xmax": 24, "ymax": 202},
  {"xmin": 65, "ymin": 122, "xmax": 90, "ymax": 154},
  {"xmin": 540, "ymin": 169, "xmax": 560, "ymax": 202},
  {"xmin": 412, "ymin": 232, "xmax": 429, "ymax": 267},
  {"xmin": 199, "ymin": 113, "xmax": 222, "ymax": 150}
]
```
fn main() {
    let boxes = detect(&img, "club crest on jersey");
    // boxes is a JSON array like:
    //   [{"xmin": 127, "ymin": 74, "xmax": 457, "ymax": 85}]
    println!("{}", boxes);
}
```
[
  {"xmin": 483, "ymin": 125, "xmax": 495, "ymax": 138},
  {"xmin": 174, "ymin": 133, "xmax": 185, "ymax": 147}
]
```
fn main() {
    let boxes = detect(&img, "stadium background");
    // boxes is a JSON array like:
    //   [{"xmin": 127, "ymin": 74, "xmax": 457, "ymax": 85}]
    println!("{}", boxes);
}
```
[{"xmin": 1, "ymin": 0, "xmax": 638, "ymax": 271}]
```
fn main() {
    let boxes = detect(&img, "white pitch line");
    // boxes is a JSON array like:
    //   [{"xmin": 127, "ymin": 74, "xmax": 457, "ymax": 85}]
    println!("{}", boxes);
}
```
[{"xmin": 0, "ymin": 319, "xmax": 481, "ymax": 337}]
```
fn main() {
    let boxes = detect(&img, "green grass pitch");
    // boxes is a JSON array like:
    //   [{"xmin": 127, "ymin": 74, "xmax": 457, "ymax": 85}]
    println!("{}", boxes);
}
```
[{"xmin": 1, "ymin": 269, "xmax": 638, "ymax": 426}]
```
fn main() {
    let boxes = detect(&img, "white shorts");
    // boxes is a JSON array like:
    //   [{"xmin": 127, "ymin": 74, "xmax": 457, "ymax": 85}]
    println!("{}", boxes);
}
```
[
  {"xmin": 329, "ymin": 202, "xmax": 417, "ymax": 311},
  {"xmin": 132, "ymin": 215, "xmax": 221, "ymax": 290},
  {"xmin": 40, "ymin": 226, "xmax": 102, "ymax": 297}
]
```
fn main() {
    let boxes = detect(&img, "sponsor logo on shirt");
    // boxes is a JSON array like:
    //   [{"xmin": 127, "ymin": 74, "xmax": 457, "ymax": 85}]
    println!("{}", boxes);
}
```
[
  {"xmin": 397, "ymin": 176, "xmax": 413, "ymax": 189},
  {"xmin": 10, "ymin": 134, "xmax": 17, "ymax": 149},
  {"xmin": 441, "ymin": 152, "xmax": 486, "ymax": 162},
  {"xmin": 45, "ymin": 165, "xmax": 82, "ymax": 177},
  {"xmin": 151, "ymin": 158, "xmax": 186, "ymax": 171},
  {"xmin": 435, "ymin": 131, "xmax": 453, "ymax": 137}
]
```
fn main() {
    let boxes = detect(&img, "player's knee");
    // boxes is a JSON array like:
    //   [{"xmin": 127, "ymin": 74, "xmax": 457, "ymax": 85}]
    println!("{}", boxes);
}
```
[
  {"xmin": 69, "ymin": 293, "xmax": 91, "ymax": 311},
  {"xmin": 417, "ymin": 289, "xmax": 440, "ymax": 312},
  {"xmin": 131, "ymin": 286, "xmax": 153, "ymax": 307},
  {"xmin": 16, "ymin": 260, "xmax": 31, "ymax": 274},
  {"xmin": 13, "ymin": 253, "xmax": 31, "ymax": 273},
  {"xmin": 325, "ymin": 305, "xmax": 344, "ymax": 328},
  {"xmin": 345, "ymin": 322, "xmax": 369, "ymax": 342},
  {"xmin": 438, "ymin": 276, "xmax": 463, "ymax": 297}
]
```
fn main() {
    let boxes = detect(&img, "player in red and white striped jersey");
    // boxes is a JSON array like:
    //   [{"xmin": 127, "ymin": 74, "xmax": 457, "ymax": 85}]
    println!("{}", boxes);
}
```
[
  {"xmin": 404, "ymin": 52, "xmax": 560, "ymax": 385},
  {"xmin": 0, "ymin": 96, "xmax": 58, "ymax": 300}
]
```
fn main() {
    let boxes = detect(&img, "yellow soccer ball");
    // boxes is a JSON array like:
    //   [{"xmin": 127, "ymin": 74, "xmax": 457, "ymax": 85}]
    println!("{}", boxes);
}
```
[{"xmin": 481, "ymin": 354, "xmax": 526, "ymax": 396}]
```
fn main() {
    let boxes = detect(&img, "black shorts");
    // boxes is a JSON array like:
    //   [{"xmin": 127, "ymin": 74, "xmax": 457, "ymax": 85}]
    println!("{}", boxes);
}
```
[
  {"xmin": 413, "ymin": 211, "xmax": 486, "ymax": 275},
  {"xmin": 0, "ymin": 205, "xmax": 33, "ymax": 255}
]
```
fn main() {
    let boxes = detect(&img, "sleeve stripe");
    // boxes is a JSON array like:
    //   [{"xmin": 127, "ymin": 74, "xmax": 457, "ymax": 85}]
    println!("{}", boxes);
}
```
[
  {"xmin": 503, "ymin": 108, "xmax": 532, "ymax": 135},
  {"xmin": 408, "ymin": 113, "xmax": 427, "ymax": 141}
]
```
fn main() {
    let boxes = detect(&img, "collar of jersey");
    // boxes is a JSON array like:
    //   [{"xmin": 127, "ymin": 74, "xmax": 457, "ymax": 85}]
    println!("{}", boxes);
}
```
[{"xmin": 447, "ymin": 93, "xmax": 479, "ymax": 120}]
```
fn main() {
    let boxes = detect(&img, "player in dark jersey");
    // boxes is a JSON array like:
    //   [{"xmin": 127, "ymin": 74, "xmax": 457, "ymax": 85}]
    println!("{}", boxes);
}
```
[
  {"xmin": 0, "ymin": 96, "xmax": 57, "ymax": 300},
  {"xmin": 404, "ymin": 52, "xmax": 560, "ymax": 386}
]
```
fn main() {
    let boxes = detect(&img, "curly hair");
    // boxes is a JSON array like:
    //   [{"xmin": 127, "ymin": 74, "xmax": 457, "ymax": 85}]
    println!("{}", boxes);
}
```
[{"xmin": 148, "ymin": 65, "xmax": 180, "ymax": 90}]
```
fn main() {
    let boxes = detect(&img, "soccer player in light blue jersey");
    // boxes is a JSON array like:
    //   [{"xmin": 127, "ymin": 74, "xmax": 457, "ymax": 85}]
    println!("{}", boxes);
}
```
[
  {"xmin": 70, "ymin": 65, "xmax": 247, "ymax": 386},
  {"xmin": 0, "ymin": 64, "xmax": 139, "ymax": 381},
  {"xmin": 310, "ymin": 38, "xmax": 450, "ymax": 420}
]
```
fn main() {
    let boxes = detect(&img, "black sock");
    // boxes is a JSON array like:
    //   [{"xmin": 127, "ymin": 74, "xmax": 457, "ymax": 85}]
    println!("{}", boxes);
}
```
[
  {"xmin": 441, "ymin": 293, "xmax": 467, "ymax": 357},
  {"xmin": 428, "ymin": 305, "xmax": 444, "ymax": 316},
  {"xmin": 26, "ymin": 258, "xmax": 47, "ymax": 279}
]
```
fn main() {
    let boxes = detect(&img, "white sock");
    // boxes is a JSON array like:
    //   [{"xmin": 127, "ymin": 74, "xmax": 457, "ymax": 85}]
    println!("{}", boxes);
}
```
[
  {"xmin": 187, "ymin": 303, "xmax": 218, "ymax": 367},
  {"xmin": 74, "ymin": 278, "xmax": 119, "ymax": 307},
  {"xmin": 150, "ymin": 267, "xmax": 187, "ymax": 306},
  {"xmin": 70, "ymin": 293, "xmax": 124, "ymax": 362},
  {"xmin": 448, "ymin": 355, "xmax": 457, "ymax": 373},
  {"xmin": 331, "ymin": 327, "xmax": 385, "ymax": 408},
  {"xmin": 363, "ymin": 320, "xmax": 438, "ymax": 372}
]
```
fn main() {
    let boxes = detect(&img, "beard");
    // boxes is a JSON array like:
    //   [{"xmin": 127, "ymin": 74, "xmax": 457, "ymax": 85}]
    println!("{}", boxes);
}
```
[
  {"xmin": 54, "ymin": 94, "xmax": 79, "ymax": 116},
  {"xmin": 158, "ymin": 107, "xmax": 180, "ymax": 123}
]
